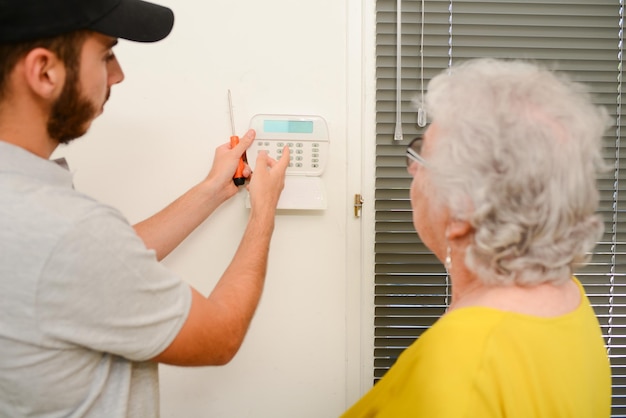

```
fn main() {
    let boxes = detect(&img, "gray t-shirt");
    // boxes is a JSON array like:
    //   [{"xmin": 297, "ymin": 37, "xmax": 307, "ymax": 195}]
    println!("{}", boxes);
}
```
[{"xmin": 0, "ymin": 141, "xmax": 192, "ymax": 417}]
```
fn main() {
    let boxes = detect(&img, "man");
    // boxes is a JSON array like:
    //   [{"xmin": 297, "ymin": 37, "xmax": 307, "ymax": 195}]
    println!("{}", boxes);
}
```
[{"xmin": 0, "ymin": 0, "xmax": 290, "ymax": 416}]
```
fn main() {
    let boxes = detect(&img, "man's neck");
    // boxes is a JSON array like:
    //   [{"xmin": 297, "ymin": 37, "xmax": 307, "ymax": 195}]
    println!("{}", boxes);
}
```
[
  {"xmin": 0, "ymin": 106, "xmax": 58, "ymax": 159},
  {"xmin": 0, "ymin": 132, "xmax": 58, "ymax": 159}
]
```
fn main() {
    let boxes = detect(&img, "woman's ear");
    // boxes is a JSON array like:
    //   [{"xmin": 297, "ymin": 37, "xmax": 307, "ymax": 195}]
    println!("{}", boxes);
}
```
[
  {"xmin": 21, "ymin": 48, "xmax": 65, "ymax": 100},
  {"xmin": 446, "ymin": 218, "xmax": 473, "ymax": 241}
]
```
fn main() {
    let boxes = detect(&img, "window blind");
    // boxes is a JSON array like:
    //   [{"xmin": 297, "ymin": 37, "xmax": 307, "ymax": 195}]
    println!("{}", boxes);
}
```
[{"xmin": 373, "ymin": 0, "xmax": 626, "ymax": 415}]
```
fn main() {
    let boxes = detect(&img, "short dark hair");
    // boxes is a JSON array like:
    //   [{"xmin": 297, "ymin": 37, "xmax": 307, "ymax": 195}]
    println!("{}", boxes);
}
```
[{"xmin": 0, "ymin": 30, "xmax": 88, "ymax": 102}]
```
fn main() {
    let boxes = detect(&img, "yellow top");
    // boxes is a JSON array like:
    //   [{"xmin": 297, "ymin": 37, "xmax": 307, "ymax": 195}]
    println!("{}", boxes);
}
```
[{"xmin": 342, "ymin": 278, "xmax": 611, "ymax": 418}]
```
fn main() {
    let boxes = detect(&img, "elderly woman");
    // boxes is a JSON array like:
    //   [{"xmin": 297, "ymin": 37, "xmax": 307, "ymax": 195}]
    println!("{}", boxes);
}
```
[{"xmin": 343, "ymin": 58, "xmax": 612, "ymax": 417}]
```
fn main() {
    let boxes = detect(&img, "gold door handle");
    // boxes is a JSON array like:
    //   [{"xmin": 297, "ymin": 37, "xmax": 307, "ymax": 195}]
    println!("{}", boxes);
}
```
[{"xmin": 354, "ymin": 194, "xmax": 364, "ymax": 218}]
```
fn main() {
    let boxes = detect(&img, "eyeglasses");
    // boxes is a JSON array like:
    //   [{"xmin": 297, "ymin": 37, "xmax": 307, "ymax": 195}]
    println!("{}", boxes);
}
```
[{"xmin": 406, "ymin": 136, "xmax": 427, "ymax": 167}]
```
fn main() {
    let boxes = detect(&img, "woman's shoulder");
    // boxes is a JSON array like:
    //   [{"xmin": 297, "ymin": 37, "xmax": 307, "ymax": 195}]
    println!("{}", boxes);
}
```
[{"xmin": 415, "ymin": 308, "xmax": 509, "ymax": 357}]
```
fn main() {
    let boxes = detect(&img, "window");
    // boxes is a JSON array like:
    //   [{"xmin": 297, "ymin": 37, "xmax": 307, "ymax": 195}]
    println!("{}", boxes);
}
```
[{"xmin": 374, "ymin": 0, "xmax": 626, "ymax": 415}]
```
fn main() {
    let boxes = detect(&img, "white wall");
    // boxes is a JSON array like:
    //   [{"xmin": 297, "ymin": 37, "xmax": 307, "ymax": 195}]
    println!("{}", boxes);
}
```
[{"xmin": 52, "ymin": 0, "xmax": 374, "ymax": 417}]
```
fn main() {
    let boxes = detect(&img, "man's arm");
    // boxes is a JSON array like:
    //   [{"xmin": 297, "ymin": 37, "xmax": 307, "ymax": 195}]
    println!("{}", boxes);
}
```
[
  {"xmin": 133, "ymin": 130, "xmax": 255, "ymax": 261},
  {"xmin": 151, "ymin": 147, "xmax": 290, "ymax": 365}
]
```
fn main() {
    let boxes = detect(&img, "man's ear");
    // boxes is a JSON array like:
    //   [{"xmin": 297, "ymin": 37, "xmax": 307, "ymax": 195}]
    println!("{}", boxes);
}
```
[{"xmin": 21, "ymin": 48, "xmax": 65, "ymax": 100}]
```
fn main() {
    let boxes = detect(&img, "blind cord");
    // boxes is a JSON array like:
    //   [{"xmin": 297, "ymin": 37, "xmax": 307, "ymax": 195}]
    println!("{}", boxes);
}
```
[
  {"xmin": 448, "ymin": 0, "xmax": 453, "ymax": 73},
  {"xmin": 609, "ymin": 0, "xmax": 624, "ymax": 356},
  {"xmin": 417, "ymin": 0, "xmax": 427, "ymax": 127},
  {"xmin": 394, "ymin": 0, "xmax": 403, "ymax": 141},
  {"xmin": 443, "ymin": 0, "xmax": 454, "ymax": 309}
]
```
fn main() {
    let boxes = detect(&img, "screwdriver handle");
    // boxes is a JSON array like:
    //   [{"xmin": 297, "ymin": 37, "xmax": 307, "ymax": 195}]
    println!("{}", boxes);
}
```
[{"xmin": 230, "ymin": 135, "xmax": 246, "ymax": 186}]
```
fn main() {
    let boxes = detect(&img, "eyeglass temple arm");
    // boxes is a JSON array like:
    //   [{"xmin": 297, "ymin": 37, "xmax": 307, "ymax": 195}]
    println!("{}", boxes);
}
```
[{"xmin": 407, "ymin": 147, "xmax": 426, "ymax": 165}]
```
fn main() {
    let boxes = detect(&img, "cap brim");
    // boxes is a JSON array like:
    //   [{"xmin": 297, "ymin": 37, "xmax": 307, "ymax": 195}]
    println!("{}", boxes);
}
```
[{"xmin": 88, "ymin": 0, "xmax": 174, "ymax": 43}]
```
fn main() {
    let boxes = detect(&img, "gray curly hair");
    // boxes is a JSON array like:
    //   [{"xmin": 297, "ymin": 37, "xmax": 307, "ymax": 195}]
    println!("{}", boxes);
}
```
[{"xmin": 424, "ymin": 58, "xmax": 612, "ymax": 286}]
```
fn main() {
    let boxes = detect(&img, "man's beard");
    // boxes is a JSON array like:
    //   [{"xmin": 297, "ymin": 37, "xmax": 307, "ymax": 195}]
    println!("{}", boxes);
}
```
[{"xmin": 46, "ymin": 70, "xmax": 102, "ymax": 145}]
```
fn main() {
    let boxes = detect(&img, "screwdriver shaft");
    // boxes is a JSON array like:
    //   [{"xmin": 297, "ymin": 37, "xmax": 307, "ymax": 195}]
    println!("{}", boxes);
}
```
[
  {"xmin": 228, "ymin": 89, "xmax": 236, "ymax": 136},
  {"xmin": 227, "ymin": 89, "xmax": 246, "ymax": 186}
]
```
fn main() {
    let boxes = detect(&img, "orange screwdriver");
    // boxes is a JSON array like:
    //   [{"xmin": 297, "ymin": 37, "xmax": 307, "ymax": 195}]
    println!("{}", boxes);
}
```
[{"xmin": 228, "ymin": 89, "xmax": 247, "ymax": 186}]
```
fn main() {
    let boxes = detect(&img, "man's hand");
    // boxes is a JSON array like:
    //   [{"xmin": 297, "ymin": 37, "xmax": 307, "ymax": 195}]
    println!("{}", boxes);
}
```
[
  {"xmin": 247, "ymin": 146, "xmax": 290, "ymax": 217},
  {"xmin": 203, "ymin": 129, "xmax": 255, "ymax": 204}
]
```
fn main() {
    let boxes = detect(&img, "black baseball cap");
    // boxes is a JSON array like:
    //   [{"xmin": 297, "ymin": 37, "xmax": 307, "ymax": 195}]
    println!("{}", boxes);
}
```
[{"xmin": 0, "ymin": 0, "xmax": 174, "ymax": 44}]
